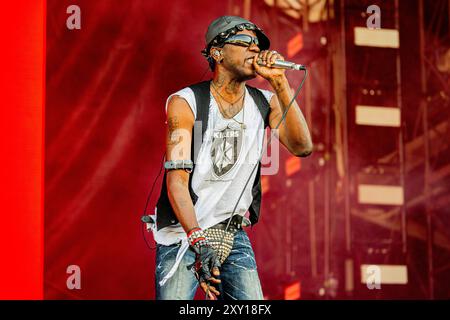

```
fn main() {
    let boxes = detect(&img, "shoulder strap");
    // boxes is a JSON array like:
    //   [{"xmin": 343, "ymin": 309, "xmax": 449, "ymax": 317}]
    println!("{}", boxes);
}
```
[
  {"xmin": 245, "ymin": 86, "xmax": 271, "ymax": 226},
  {"xmin": 188, "ymin": 80, "xmax": 211, "ymax": 161},
  {"xmin": 246, "ymin": 85, "xmax": 271, "ymax": 128},
  {"xmin": 189, "ymin": 80, "xmax": 211, "ymax": 134}
]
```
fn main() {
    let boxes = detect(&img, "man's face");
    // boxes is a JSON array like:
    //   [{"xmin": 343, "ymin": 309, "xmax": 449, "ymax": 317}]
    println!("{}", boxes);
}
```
[{"xmin": 218, "ymin": 29, "xmax": 261, "ymax": 80}]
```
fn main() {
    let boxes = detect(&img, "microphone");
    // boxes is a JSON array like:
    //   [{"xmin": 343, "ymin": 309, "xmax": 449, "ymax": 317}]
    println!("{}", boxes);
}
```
[{"xmin": 258, "ymin": 59, "xmax": 306, "ymax": 71}]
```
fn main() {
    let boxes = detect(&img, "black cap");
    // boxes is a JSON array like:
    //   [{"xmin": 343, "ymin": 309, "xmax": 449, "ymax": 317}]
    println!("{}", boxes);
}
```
[{"xmin": 203, "ymin": 16, "xmax": 270, "ymax": 55}]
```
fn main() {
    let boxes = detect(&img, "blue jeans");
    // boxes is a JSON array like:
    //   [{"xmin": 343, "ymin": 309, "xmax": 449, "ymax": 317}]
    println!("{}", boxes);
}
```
[{"xmin": 155, "ymin": 229, "xmax": 264, "ymax": 300}]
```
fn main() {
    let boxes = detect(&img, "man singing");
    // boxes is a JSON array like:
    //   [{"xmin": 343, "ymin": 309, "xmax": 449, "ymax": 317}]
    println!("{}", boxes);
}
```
[{"xmin": 153, "ymin": 15, "xmax": 312, "ymax": 300}]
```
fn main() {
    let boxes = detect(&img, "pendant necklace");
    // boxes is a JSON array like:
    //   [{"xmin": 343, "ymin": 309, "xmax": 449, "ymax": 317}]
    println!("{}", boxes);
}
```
[{"xmin": 211, "ymin": 82, "xmax": 246, "ymax": 130}]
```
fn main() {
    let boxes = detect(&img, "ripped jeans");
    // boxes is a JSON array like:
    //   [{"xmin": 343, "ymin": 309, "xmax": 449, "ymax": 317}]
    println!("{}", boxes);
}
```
[{"xmin": 155, "ymin": 229, "xmax": 264, "ymax": 300}]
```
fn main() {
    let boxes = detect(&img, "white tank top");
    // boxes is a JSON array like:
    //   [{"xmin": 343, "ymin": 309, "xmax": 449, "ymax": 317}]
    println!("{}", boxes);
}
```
[{"xmin": 152, "ymin": 85, "xmax": 273, "ymax": 286}]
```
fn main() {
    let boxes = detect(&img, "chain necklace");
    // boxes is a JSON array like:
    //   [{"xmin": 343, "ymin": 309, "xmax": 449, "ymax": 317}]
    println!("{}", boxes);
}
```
[{"xmin": 211, "ymin": 82, "xmax": 246, "ymax": 130}]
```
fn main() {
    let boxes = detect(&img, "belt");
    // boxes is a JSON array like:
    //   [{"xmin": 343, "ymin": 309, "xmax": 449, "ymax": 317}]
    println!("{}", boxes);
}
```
[{"xmin": 211, "ymin": 214, "xmax": 250, "ymax": 232}]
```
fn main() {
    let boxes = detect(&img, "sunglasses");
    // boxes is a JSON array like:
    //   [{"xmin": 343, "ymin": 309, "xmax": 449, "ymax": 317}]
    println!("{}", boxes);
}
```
[{"xmin": 223, "ymin": 34, "xmax": 260, "ymax": 48}]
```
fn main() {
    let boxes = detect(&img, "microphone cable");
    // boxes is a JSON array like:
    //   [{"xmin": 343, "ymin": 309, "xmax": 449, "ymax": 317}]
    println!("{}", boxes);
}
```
[
  {"xmin": 141, "ymin": 152, "xmax": 165, "ymax": 251},
  {"xmin": 206, "ymin": 69, "xmax": 309, "ymax": 300},
  {"xmin": 139, "ymin": 65, "xmax": 308, "ymax": 300},
  {"xmin": 141, "ymin": 65, "xmax": 211, "ymax": 252}
]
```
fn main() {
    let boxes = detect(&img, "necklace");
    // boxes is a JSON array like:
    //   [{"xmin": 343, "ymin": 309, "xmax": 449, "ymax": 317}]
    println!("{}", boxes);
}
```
[
  {"xmin": 211, "ymin": 82, "xmax": 245, "ymax": 105},
  {"xmin": 211, "ymin": 83, "xmax": 246, "ymax": 130}
]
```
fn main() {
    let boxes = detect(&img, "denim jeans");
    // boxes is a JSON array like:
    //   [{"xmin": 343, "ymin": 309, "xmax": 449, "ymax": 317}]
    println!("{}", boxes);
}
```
[{"xmin": 155, "ymin": 229, "xmax": 264, "ymax": 300}]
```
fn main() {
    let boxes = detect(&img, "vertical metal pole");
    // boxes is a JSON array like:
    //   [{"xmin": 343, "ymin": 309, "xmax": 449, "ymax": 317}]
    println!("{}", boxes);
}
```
[
  {"xmin": 272, "ymin": 0, "xmax": 279, "ymax": 46},
  {"xmin": 336, "ymin": 0, "xmax": 353, "ymax": 297},
  {"xmin": 243, "ymin": 0, "xmax": 251, "ymax": 19},
  {"xmin": 308, "ymin": 181, "xmax": 318, "ymax": 277},
  {"xmin": 305, "ymin": 71, "xmax": 313, "ymax": 126},
  {"xmin": 323, "ymin": 0, "xmax": 332, "ymax": 281},
  {"xmin": 286, "ymin": 195, "xmax": 292, "ymax": 276},
  {"xmin": 339, "ymin": 0, "xmax": 351, "ymax": 254},
  {"xmin": 302, "ymin": 0, "xmax": 310, "ymax": 32},
  {"xmin": 342, "ymin": 0, "xmax": 353, "ymax": 298},
  {"xmin": 418, "ymin": 0, "xmax": 434, "ymax": 300},
  {"xmin": 227, "ymin": 0, "xmax": 233, "ymax": 15},
  {"xmin": 394, "ymin": 0, "xmax": 407, "ymax": 254}
]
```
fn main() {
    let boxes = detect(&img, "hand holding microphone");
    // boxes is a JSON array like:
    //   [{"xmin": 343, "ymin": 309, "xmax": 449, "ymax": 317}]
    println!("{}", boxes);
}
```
[
  {"xmin": 252, "ymin": 50, "xmax": 306, "ymax": 83},
  {"xmin": 255, "ymin": 50, "xmax": 306, "ymax": 71}
]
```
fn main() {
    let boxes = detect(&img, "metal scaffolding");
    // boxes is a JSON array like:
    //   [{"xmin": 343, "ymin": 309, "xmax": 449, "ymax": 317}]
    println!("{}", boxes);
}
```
[{"xmin": 227, "ymin": 0, "xmax": 450, "ymax": 299}]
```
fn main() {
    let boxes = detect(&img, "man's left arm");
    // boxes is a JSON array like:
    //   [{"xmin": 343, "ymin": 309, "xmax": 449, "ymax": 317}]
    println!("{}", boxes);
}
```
[
  {"xmin": 253, "ymin": 50, "xmax": 313, "ymax": 157},
  {"xmin": 268, "ymin": 75, "xmax": 313, "ymax": 157}
]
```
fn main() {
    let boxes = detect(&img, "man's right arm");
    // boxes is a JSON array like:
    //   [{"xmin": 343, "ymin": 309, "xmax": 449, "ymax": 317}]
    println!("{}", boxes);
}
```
[
  {"xmin": 166, "ymin": 95, "xmax": 221, "ymax": 298},
  {"xmin": 165, "ymin": 96, "xmax": 199, "ymax": 233}
]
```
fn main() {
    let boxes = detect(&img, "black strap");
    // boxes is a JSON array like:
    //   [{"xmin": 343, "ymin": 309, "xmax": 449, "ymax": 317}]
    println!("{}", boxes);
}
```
[
  {"xmin": 246, "ymin": 85, "xmax": 271, "ymax": 128},
  {"xmin": 189, "ymin": 80, "xmax": 212, "ymax": 162},
  {"xmin": 244, "ymin": 85, "xmax": 270, "ymax": 225}
]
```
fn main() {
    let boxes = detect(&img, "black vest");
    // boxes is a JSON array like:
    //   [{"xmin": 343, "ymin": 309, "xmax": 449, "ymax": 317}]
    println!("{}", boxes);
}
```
[{"xmin": 155, "ymin": 80, "xmax": 270, "ymax": 231}]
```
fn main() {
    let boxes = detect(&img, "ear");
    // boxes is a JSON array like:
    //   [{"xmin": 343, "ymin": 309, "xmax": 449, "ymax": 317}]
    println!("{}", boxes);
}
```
[{"xmin": 210, "ymin": 48, "xmax": 223, "ymax": 63}]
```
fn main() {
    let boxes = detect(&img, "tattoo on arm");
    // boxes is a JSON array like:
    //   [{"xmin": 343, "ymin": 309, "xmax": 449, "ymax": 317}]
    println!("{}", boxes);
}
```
[
  {"xmin": 167, "ymin": 116, "xmax": 181, "ymax": 146},
  {"xmin": 168, "ymin": 116, "xmax": 179, "ymax": 133}
]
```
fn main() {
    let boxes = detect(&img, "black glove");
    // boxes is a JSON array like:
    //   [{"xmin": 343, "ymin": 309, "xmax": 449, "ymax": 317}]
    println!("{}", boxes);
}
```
[{"xmin": 186, "ymin": 227, "xmax": 221, "ymax": 283}]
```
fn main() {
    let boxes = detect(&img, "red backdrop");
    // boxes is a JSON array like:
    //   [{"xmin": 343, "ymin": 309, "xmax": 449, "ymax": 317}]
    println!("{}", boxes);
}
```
[
  {"xmin": 2, "ymin": 0, "xmax": 447, "ymax": 301},
  {"xmin": 0, "ymin": 0, "xmax": 44, "ymax": 300},
  {"xmin": 45, "ymin": 0, "xmax": 276, "ymax": 299}
]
